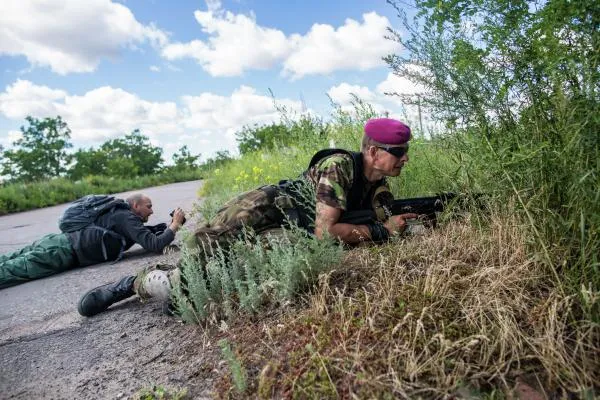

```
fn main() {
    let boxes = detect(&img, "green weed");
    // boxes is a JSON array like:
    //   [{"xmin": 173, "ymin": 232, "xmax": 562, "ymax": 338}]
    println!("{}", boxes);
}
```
[
  {"xmin": 218, "ymin": 339, "xmax": 247, "ymax": 394},
  {"xmin": 134, "ymin": 384, "xmax": 188, "ymax": 400}
]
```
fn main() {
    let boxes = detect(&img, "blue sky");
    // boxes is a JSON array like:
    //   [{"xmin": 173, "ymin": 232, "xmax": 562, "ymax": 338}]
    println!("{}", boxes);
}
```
[{"xmin": 0, "ymin": 0, "xmax": 425, "ymax": 162}]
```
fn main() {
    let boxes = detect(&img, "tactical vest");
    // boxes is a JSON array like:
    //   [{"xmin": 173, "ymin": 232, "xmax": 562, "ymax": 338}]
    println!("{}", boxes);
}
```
[{"xmin": 275, "ymin": 148, "xmax": 386, "ymax": 231}]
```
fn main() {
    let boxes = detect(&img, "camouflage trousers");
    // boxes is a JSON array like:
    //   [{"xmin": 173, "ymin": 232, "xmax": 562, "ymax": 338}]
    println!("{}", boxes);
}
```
[{"xmin": 134, "ymin": 185, "xmax": 293, "ymax": 299}]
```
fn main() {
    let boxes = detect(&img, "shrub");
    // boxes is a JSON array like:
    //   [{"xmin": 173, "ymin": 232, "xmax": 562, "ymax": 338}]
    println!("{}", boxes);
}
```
[{"xmin": 171, "ymin": 225, "xmax": 343, "ymax": 324}]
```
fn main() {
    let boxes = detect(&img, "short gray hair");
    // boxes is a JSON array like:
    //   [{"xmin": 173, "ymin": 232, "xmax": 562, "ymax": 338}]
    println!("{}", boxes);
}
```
[
  {"xmin": 361, "ymin": 134, "xmax": 385, "ymax": 154},
  {"xmin": 126, "ymin": 193, "xmax": 146, "ymax": 207}
]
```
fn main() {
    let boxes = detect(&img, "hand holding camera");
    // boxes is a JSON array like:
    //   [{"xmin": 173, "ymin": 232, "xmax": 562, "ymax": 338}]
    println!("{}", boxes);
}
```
[{"xmin": 170, "ymin": 208, "xmax": 186, "ymax": 226}]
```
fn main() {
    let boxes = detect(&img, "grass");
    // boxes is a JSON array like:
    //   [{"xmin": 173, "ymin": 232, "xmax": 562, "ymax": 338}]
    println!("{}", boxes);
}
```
[
  {"xmin": 214, "ymin": 214, "xmax": 598, "ymax": 399},
  {"xmin": 134, "ymin": 384, "xmax": 188, "ymax": 400},
  {"xmin": 188, "ymin": 107, "xmax": 598, "ymax": 397},
  {"xmin": 0, "ymin": 168, "xmax": 203, "ymax": 215},
  {"xmin": 219, "ymin": 339, "xmax": 248, "ymax": 394}
]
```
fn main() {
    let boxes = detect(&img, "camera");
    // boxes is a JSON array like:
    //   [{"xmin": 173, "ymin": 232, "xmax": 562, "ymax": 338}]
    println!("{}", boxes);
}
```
[{"xmin": 169, "ymin": 209, "xmax": 186, "ymax": 225}]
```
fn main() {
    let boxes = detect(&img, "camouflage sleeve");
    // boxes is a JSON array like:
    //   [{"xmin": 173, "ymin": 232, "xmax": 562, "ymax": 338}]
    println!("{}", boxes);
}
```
[{"xmin": 312, "ymin": 154, "xmax": 354, "ymax": 211}]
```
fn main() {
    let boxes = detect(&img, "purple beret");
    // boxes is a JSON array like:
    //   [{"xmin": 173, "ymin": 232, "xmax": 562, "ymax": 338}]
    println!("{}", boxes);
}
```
[{"xmin": 364, "ymin": 118, "xmax": 411, "ymax": 145}]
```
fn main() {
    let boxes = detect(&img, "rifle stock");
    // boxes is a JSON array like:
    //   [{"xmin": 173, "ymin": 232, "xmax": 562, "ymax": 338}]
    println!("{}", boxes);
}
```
[{"xmin": 339, "ymin": 192, "xmax": 458, "ymax": 226}]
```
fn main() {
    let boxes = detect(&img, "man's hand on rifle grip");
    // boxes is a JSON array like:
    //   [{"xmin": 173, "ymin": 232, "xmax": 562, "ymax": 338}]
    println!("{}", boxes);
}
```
[{"xmin": 384, "ymin": 213, "xmax": 419, "ymax": 235}]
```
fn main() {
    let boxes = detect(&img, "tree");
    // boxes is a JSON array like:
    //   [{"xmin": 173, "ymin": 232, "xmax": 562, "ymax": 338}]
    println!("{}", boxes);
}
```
[
  {"xmin": 385, "ymin": 0, "xmax": 599, "ymax": 131},
  {"xmin": 68, "ymin": 147, "xmax": 109, "ymax": 180},
  {"xmin": 172, "ymin": 145, "xmax": 200, "ymax": 170},
  {"xmin": 203, "ymin": 150, "xmax": 233, "ymax": 170},
  {"xmin": 1, "ymin": 116, "xmax": 73, "ymax": 182},
  {"xmin": 100, "ymin": 129, "xmax": 163, "ymax": 176},
  {"xmin": 235, "ymin": 115, "xmax": 327, "ymax": 155},
  {"xmin": 236, "ymin": 123, "xmax": 289, "ymax": 155}
]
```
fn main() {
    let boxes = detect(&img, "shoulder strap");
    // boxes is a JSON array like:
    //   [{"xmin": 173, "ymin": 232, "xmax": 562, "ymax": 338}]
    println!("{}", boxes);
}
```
[
  {"xmin": 306, "ymin": 148, "xmax": 353, "ymax": 169},
  {"xmin": 347, "ymin": 151, "xmax": 364, "ymax": 211},
  {"xmin": 92, "ymin": 206, "xmax": 129, "ymax": 262},
  {"xmin": 303, "ymin": 148, "xmax": 367, "ymax": 212}
]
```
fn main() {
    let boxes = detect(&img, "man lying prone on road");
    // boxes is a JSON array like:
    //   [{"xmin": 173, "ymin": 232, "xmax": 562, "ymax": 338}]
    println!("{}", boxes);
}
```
[{"xmin": 0, "ymin": 193, "xmax": 186, "ymax": 289}]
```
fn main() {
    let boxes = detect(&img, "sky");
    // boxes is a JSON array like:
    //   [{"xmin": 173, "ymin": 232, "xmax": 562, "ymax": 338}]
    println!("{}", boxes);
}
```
[{"xmin": 0, "ymin": 0, "xmax": 425, "ymax": 163}]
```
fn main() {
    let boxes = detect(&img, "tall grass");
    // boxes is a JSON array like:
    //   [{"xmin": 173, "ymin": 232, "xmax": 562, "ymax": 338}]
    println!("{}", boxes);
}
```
[
  {"xmin": 219, "ymin": 214, "xmax": 599, "ymax": 398},
  {"xmin": 192, "ymin": 101, "xmax": 598, "ymax": 397},
  {"xmin": 442, "ymin": 96, "xmax": 600, "ymax": 311},
  {"xmin": 383, "ymin": 0, "xmax": 600, "ymax": 319}
]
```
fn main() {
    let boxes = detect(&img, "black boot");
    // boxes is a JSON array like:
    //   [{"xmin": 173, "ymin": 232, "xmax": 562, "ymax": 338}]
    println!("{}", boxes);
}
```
[{"xmin": 78, "ymin": 276, "xmax": 136, "ymax": 317}]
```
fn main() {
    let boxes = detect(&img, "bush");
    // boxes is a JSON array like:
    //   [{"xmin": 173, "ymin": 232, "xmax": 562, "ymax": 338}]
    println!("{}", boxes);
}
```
[
  {"xmin": 386, "ymin": 0, "xmax": 600, "ymax": 305},
  {"xmin": 172, "ymin": 225, "xmax": 343, "ymax": 324},
  {"xmin": 0, "ymin": 169, "xmax": 203, "ymax": 215}
]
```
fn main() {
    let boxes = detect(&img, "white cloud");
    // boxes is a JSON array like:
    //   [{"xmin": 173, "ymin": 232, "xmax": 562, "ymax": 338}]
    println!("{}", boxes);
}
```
[
  {"xmin": 7, "ymin": 130, "xmax": 22, "ymax": 143},
  {"xmin": 161, "ymin": 7, "xmax": 290, "ymax": 77},
  {"xmin": 0, "ymin": 0, "xmax": 169, "ymax": 74},
  {"xmin": 60, "ymin": 86, "xmax": 180, "ymax": 141},
  {"xmin": 149, "ymin": 65, "xmax": 161, "ymax": 72},
  {"xmin": 327, "ymin": 73, "xmax": 440, "ymax": 136},
  {"xmin": 160, "ymin": 3, "xmax": 401, "ymax": 79},
  {"xmin": 0, "ymin": 80, "xmax": 180, "ymax": 143},
  {"xmin": 376, "ymin": 72, "xmax": 440, "ymax": 134},
  {"xmin": 283, "ymin": 13, "xmax": 400, "ymax": 79},
  {"xmin": 181, "ymin": 85, "xmax": 305, "ymax": 154},
  {"xmin": 327, "ymin": 83, "xmax": 376, "ymax": 105},
  {"xmin": 0, "ymin": 130, "xmax": 23, "ymax": 147},
  {"xmin": 165, "ymin": 63, "xmax": 182, "ymax": 72},
  {"xmin": 376, "ymin": 71, "xmax": 427, "ymax": 98},
  {"xmin": 0, "ymin": 79, "xmax": 65, "ymax": 118},
  {"xmin": 182, "ymin": 85, "xmax": 301, "ymax": 129},
  {"xmin": 327, "ymin": 81, "xmax": 390, "ymax": 116},
  {"xmin": 0, "ymin": 80, "xmax": 305, "ymax": 159},
  {"xmin": 205, "ymin": 0, "xmax": 222, "ymax": 13}
]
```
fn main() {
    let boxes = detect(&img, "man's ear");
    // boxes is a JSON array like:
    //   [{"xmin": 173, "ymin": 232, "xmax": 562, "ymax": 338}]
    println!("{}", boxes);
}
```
[{"xmin": 367, "ymin": 145, "xmax": 378, "ymax": 159}]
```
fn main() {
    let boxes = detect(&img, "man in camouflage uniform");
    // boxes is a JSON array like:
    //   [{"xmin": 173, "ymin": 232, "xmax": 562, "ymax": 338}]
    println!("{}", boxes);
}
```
[{"xmin": 78, "ymin": 118, "xmax": 417, "ymax": 317}]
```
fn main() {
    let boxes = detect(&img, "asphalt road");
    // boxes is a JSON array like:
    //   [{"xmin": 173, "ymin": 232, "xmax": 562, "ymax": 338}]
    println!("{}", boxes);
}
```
[{"xmin": 0, "ymin": 180, "xmax": 203, "ymax": 340}]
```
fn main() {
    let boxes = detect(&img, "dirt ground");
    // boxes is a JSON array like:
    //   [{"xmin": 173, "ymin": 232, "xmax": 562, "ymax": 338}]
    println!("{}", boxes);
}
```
[
  {"xmin": 0, "ymin": 251, "xmax": 225, "ymax": 400},
  {"xmin": 0, "ymin": 181, "xmax": 227, "ymax": 399}
]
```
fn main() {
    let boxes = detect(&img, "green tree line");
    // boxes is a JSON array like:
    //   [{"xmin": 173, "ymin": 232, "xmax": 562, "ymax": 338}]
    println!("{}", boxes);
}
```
[{"xmin": 0, "ymin": 115, "xmax": 215, "ymax": 183}]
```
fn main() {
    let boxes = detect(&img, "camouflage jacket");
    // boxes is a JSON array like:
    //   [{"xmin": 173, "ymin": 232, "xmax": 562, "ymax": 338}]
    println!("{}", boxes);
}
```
[
  {"xmin": 277, "ymin": 148, "xmax": 390, "ymax": 231},
  {"xmin": 304, "ymin": 150, "xmax": 389, "ymax": 212}
]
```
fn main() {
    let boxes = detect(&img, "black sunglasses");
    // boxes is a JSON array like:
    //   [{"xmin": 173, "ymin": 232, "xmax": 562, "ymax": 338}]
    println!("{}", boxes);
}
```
[{"xmin": 377, "ymin": 145, "xmax": 409, "ymax": 158}]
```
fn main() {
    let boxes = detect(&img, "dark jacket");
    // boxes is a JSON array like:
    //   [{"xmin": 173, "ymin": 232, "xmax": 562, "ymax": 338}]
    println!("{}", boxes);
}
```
[{"xmin": 67, "ymin": 208, "xmax": 175, "ymax": 267}]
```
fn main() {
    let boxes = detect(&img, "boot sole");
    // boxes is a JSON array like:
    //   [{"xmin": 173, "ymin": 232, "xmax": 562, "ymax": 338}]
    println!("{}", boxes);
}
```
[{"xmin": 78, "ymin": 286, "xmax": 111, "ymax": 317}]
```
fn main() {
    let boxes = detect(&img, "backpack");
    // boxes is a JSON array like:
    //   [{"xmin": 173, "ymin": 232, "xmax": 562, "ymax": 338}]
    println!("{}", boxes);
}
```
[{"xmin": 59, "ymin": 195, "xmax": 130, "ymax": 262}]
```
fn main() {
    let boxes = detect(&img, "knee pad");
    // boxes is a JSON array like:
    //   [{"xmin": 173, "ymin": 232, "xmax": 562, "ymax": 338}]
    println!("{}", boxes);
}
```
[
  {"xmin": 166, "ymin": 267, "xmax": 181, "ymax": 288},
  {"xmin": 141, "ymin": 270, "xmax": 171, "ymax": 301}
]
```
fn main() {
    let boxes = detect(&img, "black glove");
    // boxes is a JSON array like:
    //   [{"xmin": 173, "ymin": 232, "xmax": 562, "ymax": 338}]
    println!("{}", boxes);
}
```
[{"xmin": 147, "ymin": 223, "xmax": 168, "ymax": 235}]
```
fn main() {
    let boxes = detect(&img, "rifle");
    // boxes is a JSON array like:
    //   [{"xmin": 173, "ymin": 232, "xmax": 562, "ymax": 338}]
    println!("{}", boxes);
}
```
[{"xmin": 339, "ymin": 192, "xmax": 459, "ymax": 226}]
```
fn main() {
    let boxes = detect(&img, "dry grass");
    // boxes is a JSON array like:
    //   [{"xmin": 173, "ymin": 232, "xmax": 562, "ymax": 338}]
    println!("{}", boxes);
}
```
[{"xmin": 216, "ymin": 214, "xmax": 599, "ymax": 399}]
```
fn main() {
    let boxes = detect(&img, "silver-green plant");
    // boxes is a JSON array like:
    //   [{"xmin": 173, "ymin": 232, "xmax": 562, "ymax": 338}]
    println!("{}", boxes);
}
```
[
  {"xmin": 174, "ymin": 172, "xmax": 344, "ymax": 324},
  {"xmin": 218, "ymin": 339, "xmax": 247, "ymax": 394},
  {"xmin": 173, "ymin": 224, "xmax": 343, "ymax": 324}
]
